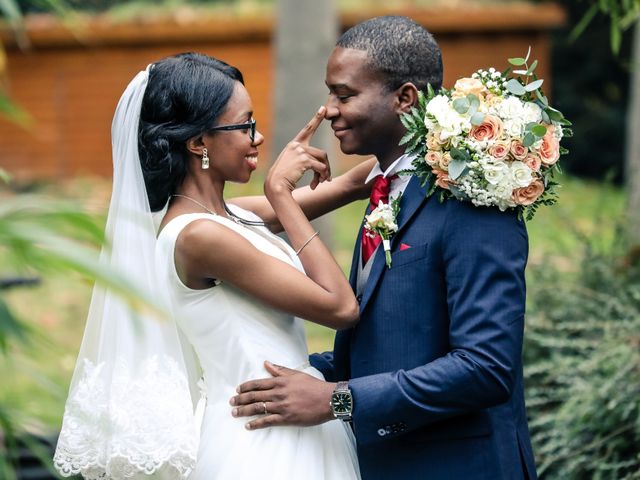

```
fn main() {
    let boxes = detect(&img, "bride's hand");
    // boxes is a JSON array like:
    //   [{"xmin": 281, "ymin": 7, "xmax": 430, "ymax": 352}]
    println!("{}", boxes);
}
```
[{"xmin": 265, "ymin": 107, "xmax": 331, "ymax": 196}]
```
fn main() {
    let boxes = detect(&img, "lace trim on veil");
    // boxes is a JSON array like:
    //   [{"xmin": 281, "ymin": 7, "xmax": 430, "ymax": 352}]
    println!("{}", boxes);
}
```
[{"xmin": 54, "ymin": 356, "xmax": 199, "ymax": 479}]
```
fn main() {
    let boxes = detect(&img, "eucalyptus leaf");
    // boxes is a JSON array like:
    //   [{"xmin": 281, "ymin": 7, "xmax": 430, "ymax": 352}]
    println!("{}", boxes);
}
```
[
  {"xmin": 532, "ymin": 124, "xmax": 548, "ymax": 137},
  {"xmin": 448, "ymin": 159, "xmax": 467, "ymax": 181},
  {"xmin": 523, "ymin": 132, "xmax": 536, "ymax": 147},
  {"xmin": 525, "ymin": 79, "xmax": 544, "ymax": 92},
  {"xmin": 546, "ymin": 108, "xmax": 565, "ymax": 122},
  {"xmin": 450, "ymin": 148, "xmax": 470, "ymax": 163},
  {"xmin": 513, "ymin": 69, "xmax": 529, "ymax": 75},
  {"xmin": 449, "ymin": 185, "xmax": 469, "ymax": 201},
  {"xmin": 536, "ymin": 91, "xmax": 549, "ymax": 106},
  {"xmin": 506, "ymin": 79, "xmax": 526, "ymax": 96},
  {"xmin": 541, "ymin": 110, "xmax": 551, "ymax": 124},
  {"xmin": 453, "ymin": 97, "xmax": 470, "ymax": 114},
  {"xmin": 471, "ymin": 112, "xmax": 485, "ymax": 126},
  {"xmin": 508, "ymin": 57, "xmax": 526, "ymax": 66},
  {"xmin": 526, "ymin": 60, "xmax": 538, "ymax": 75}
]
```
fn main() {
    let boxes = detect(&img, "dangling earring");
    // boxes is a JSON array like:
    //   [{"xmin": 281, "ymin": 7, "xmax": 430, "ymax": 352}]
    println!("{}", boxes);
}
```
[{"xmin": 201, "ymin": 148, "xmax": 210, "ymax": 170}]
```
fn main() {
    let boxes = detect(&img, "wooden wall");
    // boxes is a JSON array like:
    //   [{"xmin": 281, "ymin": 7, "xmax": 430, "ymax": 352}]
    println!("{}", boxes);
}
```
[{"xmin": 0, "ymin": 4, "xmax": 565, "ymax": 180}]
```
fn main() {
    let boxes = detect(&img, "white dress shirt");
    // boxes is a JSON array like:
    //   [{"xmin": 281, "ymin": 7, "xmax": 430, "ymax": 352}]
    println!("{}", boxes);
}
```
[{"xmin": 356, "ymin": 154, "xmax": 416, "ymax": 296}]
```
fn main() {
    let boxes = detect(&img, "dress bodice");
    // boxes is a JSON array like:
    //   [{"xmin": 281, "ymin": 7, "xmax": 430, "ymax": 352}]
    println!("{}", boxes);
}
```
[{"xmin": 155, "ymin": 207, "xmax": 309, "ymax": 396}]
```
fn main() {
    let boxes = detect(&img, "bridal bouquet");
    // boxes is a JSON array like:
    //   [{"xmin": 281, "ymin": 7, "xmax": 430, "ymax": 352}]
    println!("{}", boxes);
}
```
[{"xmin": 400, "ymin": 49, "xmax": 572, "ymax": 219}]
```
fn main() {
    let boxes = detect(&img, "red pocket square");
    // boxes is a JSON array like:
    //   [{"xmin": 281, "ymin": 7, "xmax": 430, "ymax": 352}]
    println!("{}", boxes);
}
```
[{"xmin": 400, "ymin": 243, "xmax": 411, "ymax": 251}]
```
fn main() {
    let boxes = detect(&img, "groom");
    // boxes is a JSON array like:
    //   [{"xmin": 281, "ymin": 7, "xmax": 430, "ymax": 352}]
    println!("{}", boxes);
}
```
[{"xmin": 231, "ymin": 16, "xmax": 537, "ymax": 480}]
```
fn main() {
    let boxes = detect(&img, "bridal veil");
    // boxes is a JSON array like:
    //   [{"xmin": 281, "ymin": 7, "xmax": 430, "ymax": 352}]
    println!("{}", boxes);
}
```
[{"xmin": 53, "ymin": 67, "xmax": 202, "ymax": 480}]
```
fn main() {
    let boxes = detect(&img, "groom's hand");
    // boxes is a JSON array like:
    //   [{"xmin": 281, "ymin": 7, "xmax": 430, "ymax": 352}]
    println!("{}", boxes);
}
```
[{"xmin": 230, "ymin": 361, "xmax": 336, "ymax": 430}]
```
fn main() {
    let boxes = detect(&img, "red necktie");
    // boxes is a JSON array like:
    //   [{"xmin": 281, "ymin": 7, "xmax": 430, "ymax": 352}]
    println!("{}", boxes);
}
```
[{"xmin": 361, "ymin": 175, "xmax": 395, "ymax": 264}]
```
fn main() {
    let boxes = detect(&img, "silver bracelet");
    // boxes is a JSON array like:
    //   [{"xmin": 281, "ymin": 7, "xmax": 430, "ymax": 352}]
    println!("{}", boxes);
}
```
[{"xmin": 295, "ymin": 231, "xmax": 319, "ymax": 256}]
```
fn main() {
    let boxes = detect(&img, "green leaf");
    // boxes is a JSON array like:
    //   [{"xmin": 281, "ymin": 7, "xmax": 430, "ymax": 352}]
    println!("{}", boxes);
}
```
[
  {"xmin": 399, "ymin": 130, "xmax": 417, "ymax": 146},
  {"xmin": 450, "ymin": 148, "xmax": 470, "ymax": 163},
  {"xmin": 531, "ymin": 124, "xmax": 548, "ymax": 137},
  {"xmin": 508, "ymin": 57, "xmax": 526, "ymax": 66},
  {"xmin": 506, "ymin": 79, "xmax": 526, "ymax": 96},
  {"xmin": 448, "ymin": 159, "xmax": 467, "ymax": 181},
  {"xmin": 610, "ymin": 17, "xmax": 622, "ymax": 55},
  {"xmin": 546, "ymin": 108, "xmax": 565, "ymax": 122},
  {"xmin": 0, "ymin": 297, "xmax": 30, "ymax": 354},
  {"xmin": 471, "ymin": 112, "xmax": 485, "ymax": 126},
  {"xmin": 541, "ymin": 110, "xmax": 551, "ymax": 124},
  {"xmin": 536, "ymin": 91, "xmax": 549, "ymax": 107},
  {"xmin": 526, "ymin": 60, "xmax": 538, "ymax": 75},
  {"xmin": 569, "ymin": 4, "xmax": 599, "ymax": 43},
  {"xmin": 523, "ymin": 132, "xmax": 536, "ymax": 147},
  {"xmin": 452, "ymin": 97, "xmax": 470, "ymax": 114},
  {"xmin": 525, "ymin": 79, "xmax": 544, "ymax": 92}
]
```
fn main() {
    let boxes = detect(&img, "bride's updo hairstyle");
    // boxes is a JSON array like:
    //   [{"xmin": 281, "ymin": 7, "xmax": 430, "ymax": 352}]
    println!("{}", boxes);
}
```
[{"xmin": 138, "ymin": 52, "xmax": 244, "ymax": 211}]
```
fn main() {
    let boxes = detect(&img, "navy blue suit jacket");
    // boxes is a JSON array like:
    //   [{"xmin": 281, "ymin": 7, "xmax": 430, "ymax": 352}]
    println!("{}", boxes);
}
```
[{"xmin": 311, "ymin": 176, "xmax": 537, "ymax": 480}]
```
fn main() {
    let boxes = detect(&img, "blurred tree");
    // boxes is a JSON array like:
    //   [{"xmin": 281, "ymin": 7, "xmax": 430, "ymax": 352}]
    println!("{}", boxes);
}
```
[{"xmin": 272, "ymin": 0, "xmax": 338, "ymax": 246}]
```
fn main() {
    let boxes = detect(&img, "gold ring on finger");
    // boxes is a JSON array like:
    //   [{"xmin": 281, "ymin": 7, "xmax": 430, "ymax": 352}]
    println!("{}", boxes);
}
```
[{"xmin": 262, "ymin": 401, "xmax": 268, "ymax": 415}]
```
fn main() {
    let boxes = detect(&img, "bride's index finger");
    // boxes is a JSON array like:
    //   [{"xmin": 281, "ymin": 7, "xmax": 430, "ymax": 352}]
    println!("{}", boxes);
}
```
[{"xmin": 293, "ymin": 106, "xmax": 326, "ymax": 144}]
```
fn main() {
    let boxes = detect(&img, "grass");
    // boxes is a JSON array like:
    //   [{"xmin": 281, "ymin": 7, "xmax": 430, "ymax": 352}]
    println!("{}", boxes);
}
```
[{"xmin": 0, "ymin": 172, "xmax": 626, "ymax": 430}]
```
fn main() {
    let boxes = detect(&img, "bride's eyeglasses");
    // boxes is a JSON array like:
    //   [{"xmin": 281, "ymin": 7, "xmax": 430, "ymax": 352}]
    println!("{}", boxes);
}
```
[{"xmin": 209, "ymin": 118, "xmax": 256, "ymax": 142}]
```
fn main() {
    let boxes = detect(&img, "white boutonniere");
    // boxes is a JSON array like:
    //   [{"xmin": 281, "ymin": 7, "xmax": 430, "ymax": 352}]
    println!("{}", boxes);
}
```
[{"xmin": 364, "ymin": 194, "xmax": 402, "ymax": 268}]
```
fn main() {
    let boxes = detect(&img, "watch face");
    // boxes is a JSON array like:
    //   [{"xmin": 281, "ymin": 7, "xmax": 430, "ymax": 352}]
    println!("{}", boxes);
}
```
[{"xmin": 331, "ymin": 392, "xmax": 353, "ymax": 414}]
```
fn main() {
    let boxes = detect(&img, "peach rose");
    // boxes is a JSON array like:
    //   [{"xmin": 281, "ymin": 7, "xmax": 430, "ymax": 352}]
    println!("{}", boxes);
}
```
[
  {"xmin": 512, "ymin": 178, "xmax": 544, "ymax": 206},
  {"xmin": 426, "ymin": 134, "xmax": 444, "ymax": 151},
  {"xmin": 488, "ymin": 140, "xmax": 511, "ymax": 160},
  {"xmin": 510, "ymin": 139, "xmax": 528, "ymax": 161},
  {"xmin": 425, "ymin": 151, "xmax": 442, "ymax": 167},
  {"xmin": 452, "ymin": 77, "xmax": 487, "ymax": 99},
  {"xmin": 539, "ymin": 125, "xmax": 560, "ymax": 166},
  {"xmin": 439, "ymin": 152, "xmax": 452, "ymax": 171},
  {"xmin": 432, "ymin": 167, "xmax": 452, "ymax": 190},
  {"xmin": 469, "ymin": 115, "xmax": 503, "ymax": 142},
  {"xmin": 484, "ymin": 92, "xmax": 502, "ymax": 108},
  {"xmin": 524, "ymin": 153, "xmax": 542, "ymax": 172}
]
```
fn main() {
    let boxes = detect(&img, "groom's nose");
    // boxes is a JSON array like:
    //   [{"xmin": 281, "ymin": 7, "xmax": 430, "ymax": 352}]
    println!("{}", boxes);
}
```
[{"xmin": 324, "ymin": 101, "xmax": 339, "ymax": 120}]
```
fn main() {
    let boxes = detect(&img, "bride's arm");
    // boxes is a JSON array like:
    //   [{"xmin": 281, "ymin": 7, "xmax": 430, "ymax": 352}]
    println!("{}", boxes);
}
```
[{"xmin": 174, "ymin": 108, "xmax": 359, "ymax": 330}]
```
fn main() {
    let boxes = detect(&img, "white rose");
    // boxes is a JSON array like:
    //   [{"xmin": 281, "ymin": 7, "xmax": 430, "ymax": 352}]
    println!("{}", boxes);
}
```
[
  {"xmin": 510, "ymin": 161, "xmax": 535, "ymax": 188},
  {"xmin": 522, "ymin": 101, "xmax": 542, "ymax": 124},
  {"xmin": 483, "ymin": 162, "xmax": 510, "ymax": 185}
]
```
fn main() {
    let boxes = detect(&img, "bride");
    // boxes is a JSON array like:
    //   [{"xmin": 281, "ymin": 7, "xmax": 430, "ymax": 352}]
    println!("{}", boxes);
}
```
[{"xmin": 53, "ymin": 52, "xmax": 368, "ymax": 479}]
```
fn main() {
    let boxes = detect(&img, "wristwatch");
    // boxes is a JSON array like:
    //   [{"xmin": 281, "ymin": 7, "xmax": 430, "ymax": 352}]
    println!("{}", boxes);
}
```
[{"xmin": 330, "ymin": 381, "xmax": 353, "ymax": 421}]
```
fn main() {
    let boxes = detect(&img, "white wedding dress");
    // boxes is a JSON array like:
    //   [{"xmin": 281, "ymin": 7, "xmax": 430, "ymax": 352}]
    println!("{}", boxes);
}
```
[{"xmin": 155, "ymin": 207, "xmax": 361, "ymax": 480}]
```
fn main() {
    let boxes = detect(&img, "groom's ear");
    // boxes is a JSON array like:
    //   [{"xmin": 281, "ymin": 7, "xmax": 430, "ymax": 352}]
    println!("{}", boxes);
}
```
[{"xmin": 394, "ymin": 82, "xmax": 419, "ymax": 115}]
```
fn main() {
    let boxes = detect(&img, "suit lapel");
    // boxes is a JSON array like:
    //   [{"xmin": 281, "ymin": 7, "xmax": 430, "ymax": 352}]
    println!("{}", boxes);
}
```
[
  {"xmin": 349, "ymin": 223, "xmax": 363, "ymax": 292},
  {"xmin": 358, "ymin": 175, "xmax": 430, "ymax": 312}
]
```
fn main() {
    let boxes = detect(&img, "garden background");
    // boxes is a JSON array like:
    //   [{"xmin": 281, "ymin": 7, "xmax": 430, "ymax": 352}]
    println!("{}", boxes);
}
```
[{"xmin": 0, "ymin": 0, "xmax": 638, "ymax": 479}]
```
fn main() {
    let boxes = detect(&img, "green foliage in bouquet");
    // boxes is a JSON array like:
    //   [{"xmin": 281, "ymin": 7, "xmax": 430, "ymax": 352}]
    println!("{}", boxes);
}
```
[{"xmin": 524, "ymin": 236, "xmax": 640, "ymax": 479}]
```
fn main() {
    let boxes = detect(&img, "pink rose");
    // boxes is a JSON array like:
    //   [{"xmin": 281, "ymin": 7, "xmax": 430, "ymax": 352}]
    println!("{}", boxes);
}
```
[
  {"xmin": 469, "ymin": 115, "xmax": 503, "ymax": 142},
  {"xmin": 452, "ymin": 77, "xmax": 487, "ymax": 99},
  {"xmin": 510, "ymin": 139, "xmax": 528, "ymax": 161},
  {"xmin": 432, "ymin": 167, "xmax": 452, "ymax": 190},
  {"xmin": 489, "ymin": 140, "xmax": 511, "ymax": 160},
  {"xmin": 524, "ymin": 153, "xmax": 542, "ymax": 172},
  {"xmin": 539, "ymin": 124, "xmax": 560, "ymax": 166},
  {"xmin": 512, "ymin": 178, "xmax": 544, "ymax": 205}
]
